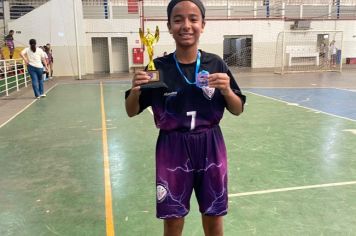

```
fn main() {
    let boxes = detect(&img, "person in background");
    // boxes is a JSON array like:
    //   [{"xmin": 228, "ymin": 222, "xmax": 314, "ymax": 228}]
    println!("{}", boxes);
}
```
[
  {"xmin": 329, "ymin": 40, "xmax": 337, "ymax": 68},
  {"xmin": 319, "ymin": 42, "xmax": 328, "ymax": 67},
  {"xmin": 46, "ymin": 43, "xmax": 54, "ymax": 78},
  {"xmin": 20, "ymin": 39, "xmax": 49, "ymax": 99},
  {"xmin": 5, "ymin": 30, "xmax": 15, "ymax": 59},
  {"xmin": 42, "ymin": 45, "xmax": 50, "ymax": 81}
]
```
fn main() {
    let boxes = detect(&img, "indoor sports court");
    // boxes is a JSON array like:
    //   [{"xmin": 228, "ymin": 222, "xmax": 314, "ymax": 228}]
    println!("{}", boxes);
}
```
[
  {"xmin": 1, "ymin": 70, "xmax": 356, "ymax": 235},
  {"xmin": 1, "ymin": 0, "xmax": 356, "ymax": 235}
]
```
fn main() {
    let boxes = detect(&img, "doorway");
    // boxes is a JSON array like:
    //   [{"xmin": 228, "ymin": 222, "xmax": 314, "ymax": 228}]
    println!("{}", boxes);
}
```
[
  {"xmin": 111, "ymin": 37, "xmax": 129, "ymax": 72},
  {"xmin": 92, "ymin": 37, "xmax": 109, "ymax": 73},
  {"xmin": 223, "ymin": 35, "xmax": 252, "ymax": 68}
]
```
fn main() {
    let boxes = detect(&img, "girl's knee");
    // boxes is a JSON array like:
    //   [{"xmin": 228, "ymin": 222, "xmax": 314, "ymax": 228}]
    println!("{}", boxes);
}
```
[{"xmin": 164, "ymin": 218, "xmax": 184, "ymax": 236}]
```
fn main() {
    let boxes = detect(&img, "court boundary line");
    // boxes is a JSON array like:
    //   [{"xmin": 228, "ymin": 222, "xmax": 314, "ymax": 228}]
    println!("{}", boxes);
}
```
[
  {"xmin": 243, "ymin": 86, "xmax": 356, "ymax": 89},
  {"xmin": 229, "ymin": 180, "xmax": 356, "ymax": 197},
  {"xmin": 100, "ymin": 82, "xmax": 115, "ymax": 236},
  {"xmin": 334, "ymin": 88, "xmax": 356, "ymax": 92},
  {"xmin": 246, "ymin": 91, "xmax": 356, "ymax": 122},
  {"xmin": 148, "ymin": 107, "xmax": 153, "ymax": 115},
  {"xmin": 0, "ymin": 83, "xmax": 59, "ymax": 129}
]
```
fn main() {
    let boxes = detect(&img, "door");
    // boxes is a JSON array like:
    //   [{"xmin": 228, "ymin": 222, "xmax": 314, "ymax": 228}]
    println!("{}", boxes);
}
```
[
  {"xmin": 92, "ymin": 37, "xmax": 109, "ymax": 73},
  {"xmin": 111, "ymin": 37, "xmax": 129, "ymax": 72},
  {"xmin": 223, "ymin": 35, "xmax": 252, "ymax": 68}
]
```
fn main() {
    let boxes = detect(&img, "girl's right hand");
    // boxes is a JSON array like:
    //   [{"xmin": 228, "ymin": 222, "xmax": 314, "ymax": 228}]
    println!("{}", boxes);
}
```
[{"xmin": 131, "ymin": 71, "xmax": 150, "ymax": 92}]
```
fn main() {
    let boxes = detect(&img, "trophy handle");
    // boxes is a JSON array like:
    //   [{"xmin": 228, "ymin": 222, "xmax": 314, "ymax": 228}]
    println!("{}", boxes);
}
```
[
  {"xmin": 154, "ymin": 26, "xmax": 160, "ymax": 43},
  {"xmin": 139, "ymin": 28, "xmax": 145, "ymax": 44}
]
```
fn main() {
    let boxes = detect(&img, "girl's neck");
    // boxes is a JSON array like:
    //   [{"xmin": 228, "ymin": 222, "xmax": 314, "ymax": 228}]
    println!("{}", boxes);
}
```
[{"xmin": 175, "ymin": 46, "xmax": 199, "ymax": 64}]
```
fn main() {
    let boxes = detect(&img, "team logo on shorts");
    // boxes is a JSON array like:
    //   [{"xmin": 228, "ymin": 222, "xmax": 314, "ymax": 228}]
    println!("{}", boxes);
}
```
[
  {"xmin": 156, "ymin": 184, "xmax": 168, "ymax": 202},
  {"xmin": 202, "ymin": 87, "xmax": 215, "ymax": 100}
]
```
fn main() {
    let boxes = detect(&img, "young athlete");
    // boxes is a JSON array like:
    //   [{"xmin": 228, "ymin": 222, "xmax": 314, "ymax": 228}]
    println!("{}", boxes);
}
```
[{"xmin": 125, "ymin": 0, "xmax": 246, "ymax": 235}]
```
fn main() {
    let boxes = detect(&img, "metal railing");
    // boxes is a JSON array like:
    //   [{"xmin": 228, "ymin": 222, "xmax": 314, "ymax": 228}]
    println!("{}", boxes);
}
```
[
  {"xmin": 82, "ymin": 0, "xmax": 356, "ymax": 19},
  {"xmin": 0, "ymin": 59, "xmax": 30, "ymax": 96}
]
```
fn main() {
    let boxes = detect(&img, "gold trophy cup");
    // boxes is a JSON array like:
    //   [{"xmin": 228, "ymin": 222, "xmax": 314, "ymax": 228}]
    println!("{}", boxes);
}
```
[{"xmin": 139, "ymin": 26, "xmax": 160, "ymax": 82}]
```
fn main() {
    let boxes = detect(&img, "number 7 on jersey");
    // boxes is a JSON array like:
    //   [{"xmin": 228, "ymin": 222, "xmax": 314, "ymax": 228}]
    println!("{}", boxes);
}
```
[{"xmin": 186, "ymin": 111, "xmax": 196, "ymax": 130}]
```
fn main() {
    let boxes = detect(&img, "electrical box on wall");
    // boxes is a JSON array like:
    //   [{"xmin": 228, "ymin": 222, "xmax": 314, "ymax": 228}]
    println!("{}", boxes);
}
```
[
  {"xmin": 290, "ymin": 20, "xmax": 311, "ymax": 30},
  {"xmin": 132, "ymin": 48, "xmax": 143, "ymax": 64}
]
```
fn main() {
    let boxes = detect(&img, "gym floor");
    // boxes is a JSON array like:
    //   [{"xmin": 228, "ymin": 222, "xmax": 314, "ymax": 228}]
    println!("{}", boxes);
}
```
[{"xmin": 1, "ymin": 70, "xmax": 355, "ymax": 235}]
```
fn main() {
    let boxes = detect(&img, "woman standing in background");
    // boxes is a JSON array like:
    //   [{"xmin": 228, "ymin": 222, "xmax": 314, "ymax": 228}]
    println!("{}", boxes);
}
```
[{"xmin": 20, "ymin": 39, "xmax": 49, "ymax": 99}]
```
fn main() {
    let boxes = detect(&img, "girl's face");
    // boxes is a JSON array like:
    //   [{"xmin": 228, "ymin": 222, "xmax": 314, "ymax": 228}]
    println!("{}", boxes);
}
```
[{"xmin": 168, "ymin": 1, "xmax": 205, "ymax": 49}]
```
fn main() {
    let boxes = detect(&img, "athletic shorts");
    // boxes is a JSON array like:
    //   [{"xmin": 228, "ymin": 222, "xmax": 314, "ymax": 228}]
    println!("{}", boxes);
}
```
[{"xmin": 155, "ymin": 125, "xmax": 228, "ymax": 219}]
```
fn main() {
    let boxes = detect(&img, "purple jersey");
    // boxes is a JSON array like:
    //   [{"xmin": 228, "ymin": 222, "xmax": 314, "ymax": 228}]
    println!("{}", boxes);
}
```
[
  {"xmin": 126, "ymin": 50, "xmax": 246, "ymax": 132},
  {"xmin": 125, "ymin": 50, "xmax": 246, "ymax": 218},
  {"xmin": 5, "ymin": 35, "xmax": 14, "ymax": 50}
]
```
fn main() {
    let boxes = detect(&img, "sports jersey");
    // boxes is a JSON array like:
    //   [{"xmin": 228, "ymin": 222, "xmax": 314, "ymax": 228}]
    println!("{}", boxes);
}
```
[
  {"xmin": 126, "ymin": 50, "xmax": 246, "ymax": 132},
  {"xmin": 5, "ymin": 35, "xmax": 14, "ymax": 49}
]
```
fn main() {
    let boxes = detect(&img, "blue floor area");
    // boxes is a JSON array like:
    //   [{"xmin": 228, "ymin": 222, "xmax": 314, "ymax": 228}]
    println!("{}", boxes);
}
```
[{"xmin": 246, "ymin": 88, "xmax": 356, "ymax": 121}]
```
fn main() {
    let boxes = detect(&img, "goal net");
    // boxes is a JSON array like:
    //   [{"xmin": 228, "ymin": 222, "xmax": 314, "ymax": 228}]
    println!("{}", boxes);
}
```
[{"xmin": 274, "ymin": 30, "xmax": 343, "ymax": 74}]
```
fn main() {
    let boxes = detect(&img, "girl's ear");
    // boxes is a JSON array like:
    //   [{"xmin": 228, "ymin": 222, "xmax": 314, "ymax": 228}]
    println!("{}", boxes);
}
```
[
  {"xmin": 167, "ymin": 22, "xmax": 172, "ymax": 34},
  {"xmin": 201, "ymin": 20, "xmax": 206, "ymax": 33}
]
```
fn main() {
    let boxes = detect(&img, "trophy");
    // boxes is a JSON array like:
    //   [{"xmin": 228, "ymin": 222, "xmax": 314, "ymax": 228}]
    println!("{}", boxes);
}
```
[{"xmin": 139, "ymin": 26, "xmax": 166, "ymax": 88}]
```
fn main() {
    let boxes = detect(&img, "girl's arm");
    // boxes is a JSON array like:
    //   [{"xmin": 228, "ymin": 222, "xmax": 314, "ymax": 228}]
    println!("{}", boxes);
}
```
[
  {"xmin": 208, "ymin": 73, "xmax": 243, "ymax": 116},
  {"xmin": 20, "ymin": 50, "xmax": 28, "ymax": 64},
  {"xmin": 125, "ymin": 71, "xmax": 150, "ymax": 117}
]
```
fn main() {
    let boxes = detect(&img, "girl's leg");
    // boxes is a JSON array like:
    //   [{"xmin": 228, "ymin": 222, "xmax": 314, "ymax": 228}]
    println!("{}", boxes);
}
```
[
  {"xmin": 9, "ymin": 48, "xmax": 14, "ymax": 59},
  {"xmin": 50, "ymin": 63, "xmax": 53, "ymax": 77},
  {"xmin": 202, "ymin": 215, "xmax": 223, "ymax": 236},
  {"xmin": 164, "ymin": 218, "xmax": 184, "ymax": 236},
  {"xmin": 28, "ymin": 66, "xmax": 40, "ymax": 98}
]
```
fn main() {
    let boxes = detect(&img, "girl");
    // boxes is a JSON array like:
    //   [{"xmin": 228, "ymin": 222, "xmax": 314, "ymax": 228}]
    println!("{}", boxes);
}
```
[{"xmin": 125, "ymin": 1, "xmax": 246, "ymax": 235}]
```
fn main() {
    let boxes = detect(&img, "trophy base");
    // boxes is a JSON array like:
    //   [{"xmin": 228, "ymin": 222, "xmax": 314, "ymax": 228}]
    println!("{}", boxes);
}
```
[
  {"xmin": 146, "ymin": 70, "xmax": 159, "ymax": 82},
  {"xmin": 140, "ymin": 70, "xmax": 167, "ymax": 89}
]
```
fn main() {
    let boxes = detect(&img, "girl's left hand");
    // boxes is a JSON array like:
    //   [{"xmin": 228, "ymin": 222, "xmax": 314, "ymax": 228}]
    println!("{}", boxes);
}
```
[{"xmin": 208, "ymin": 73, "xmax": 232, "ymax": 95}]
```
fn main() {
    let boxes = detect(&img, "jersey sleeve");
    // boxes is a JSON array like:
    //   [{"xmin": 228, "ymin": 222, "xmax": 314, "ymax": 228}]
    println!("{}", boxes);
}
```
[
  {"xmin": 220, "ymin": 59, "xmax": 246, "ymax": 108},
  {"xmin": 125, "ymin": 88, "xmax": 153, "ymax": 114},
  {"xmin": 227, "ymin": 69, "xmax": 246, "ymax": 106}
]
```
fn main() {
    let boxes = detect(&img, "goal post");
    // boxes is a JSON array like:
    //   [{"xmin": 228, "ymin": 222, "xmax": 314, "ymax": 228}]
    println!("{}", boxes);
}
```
[{"xmin": 274, "ymin": 30, "xmax": 343, "ymax": 74}]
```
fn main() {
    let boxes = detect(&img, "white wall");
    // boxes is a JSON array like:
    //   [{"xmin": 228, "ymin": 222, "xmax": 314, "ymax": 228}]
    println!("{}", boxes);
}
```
[
  {"xmin": 8, "ymin": 0, "xmax": 86, "ymax": 76},
  {"xmin": 86, "ymin": 19, "xmax": 356, "ymax": 70},
  {"xmin": 9, "ymin": 1, "xmax": 356, "ymax": 75}
]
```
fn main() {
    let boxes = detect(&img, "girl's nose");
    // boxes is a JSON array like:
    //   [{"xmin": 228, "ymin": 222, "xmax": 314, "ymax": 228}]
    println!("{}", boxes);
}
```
[{"xmin": 182, "ymin": 18, "xmax": 191, "ymax": 29}]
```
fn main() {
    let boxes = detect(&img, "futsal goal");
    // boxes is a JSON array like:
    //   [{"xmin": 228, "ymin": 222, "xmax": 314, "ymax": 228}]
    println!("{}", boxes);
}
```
[{"xmin": 274, "ymin": 30, "xmax": 343, "ymax": 74}]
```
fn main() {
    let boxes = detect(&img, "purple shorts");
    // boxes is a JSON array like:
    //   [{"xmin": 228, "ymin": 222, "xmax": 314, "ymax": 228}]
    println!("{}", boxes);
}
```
[{"xmin": 155, "ymin": 125, "xmax": 228, "ymax": 219}]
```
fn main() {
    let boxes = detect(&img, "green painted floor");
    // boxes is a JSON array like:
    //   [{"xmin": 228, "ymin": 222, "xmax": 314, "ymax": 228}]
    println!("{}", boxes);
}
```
[{"xmin": 1, "ymin": 83, "xmax": 356, "ymax": 235}]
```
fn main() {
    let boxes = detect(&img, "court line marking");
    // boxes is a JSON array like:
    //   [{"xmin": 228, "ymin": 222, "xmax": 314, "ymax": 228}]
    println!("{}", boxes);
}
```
[
  {"xmin": 334, "ymin": 88, "xmax": 356, "ymax": 93},
  {"xmin": 100, "ymin": 82, "xmax": 115, "ymax": 236},
  {"xmin": 246, "ymin": 91, "xmax": 356, "ymax": 122},
  {"xmin": 0, "ymin": 83, "xmax": 58, "ymax": 129},
  {"xmin": 243, "ymin": 87, "xmax": 356, "ymax": 89},
  {"xmin": 229, "ymin": 181, "xmax": 356, "ymax": 197},
  {"xmin": 147, "ymin": 107, "xmax": 153, "ymax": 115}
]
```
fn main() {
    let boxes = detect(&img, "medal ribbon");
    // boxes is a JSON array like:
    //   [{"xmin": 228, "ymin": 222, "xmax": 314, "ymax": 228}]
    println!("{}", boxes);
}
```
[{"xmin": 173, "ymin": 50, "xmax": 201, "ymax": 85}]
